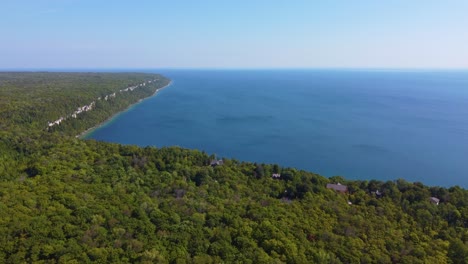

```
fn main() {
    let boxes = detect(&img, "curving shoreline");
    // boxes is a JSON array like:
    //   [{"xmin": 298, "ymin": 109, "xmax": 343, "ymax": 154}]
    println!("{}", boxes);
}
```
[{"xmin": 77, "ymin": 80, "xmax": 173, "ymax": 139}]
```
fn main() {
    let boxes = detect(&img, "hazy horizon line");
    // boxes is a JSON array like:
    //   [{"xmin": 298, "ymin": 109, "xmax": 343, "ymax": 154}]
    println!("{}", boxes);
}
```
[{"xmin": 1, "ymin": 67, "xmax": 468, "ymax": 72}]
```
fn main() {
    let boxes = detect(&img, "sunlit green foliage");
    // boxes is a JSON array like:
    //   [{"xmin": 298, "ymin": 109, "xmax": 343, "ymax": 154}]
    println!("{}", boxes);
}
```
[{"xmin": 0, "ymin": 73, "xmax": 467, "ymax": 263}]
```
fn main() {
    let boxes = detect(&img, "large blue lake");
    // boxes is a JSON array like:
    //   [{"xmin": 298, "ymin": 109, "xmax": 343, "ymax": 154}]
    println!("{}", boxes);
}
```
[{"xmin": 85, "ymin": 70, "xmax": 468, "ymax": 187}]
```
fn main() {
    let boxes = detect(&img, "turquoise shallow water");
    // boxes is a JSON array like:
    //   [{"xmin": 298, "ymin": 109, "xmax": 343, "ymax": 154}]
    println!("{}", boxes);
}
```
[{"xmin": 86, "ymin": 69, "xmax": 468, "ymax": 187}]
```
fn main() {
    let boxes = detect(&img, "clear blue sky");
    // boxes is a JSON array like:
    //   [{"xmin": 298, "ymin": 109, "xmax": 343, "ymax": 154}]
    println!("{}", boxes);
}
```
[{"xmin": 1, "ymin": 0, "xmax": 467, "ymax": 69}]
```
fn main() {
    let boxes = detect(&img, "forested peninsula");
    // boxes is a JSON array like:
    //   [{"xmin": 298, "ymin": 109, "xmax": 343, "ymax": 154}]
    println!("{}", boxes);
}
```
[{"xmin": 1, "ymin": 72, "xmax": 467, "ymax": 263}]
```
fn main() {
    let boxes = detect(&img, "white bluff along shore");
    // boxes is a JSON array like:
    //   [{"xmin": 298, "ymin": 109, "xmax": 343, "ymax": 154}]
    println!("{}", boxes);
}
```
[{"xmin": 47, "ymin": 79, "xmax": 159, "ymax": 129}]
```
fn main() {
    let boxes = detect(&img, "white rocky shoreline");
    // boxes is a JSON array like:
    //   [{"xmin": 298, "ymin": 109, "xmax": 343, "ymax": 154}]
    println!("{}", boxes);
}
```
[
  {"xmin": 47, "ymin": 78, "xmax": 162, "ymax": 129},
  {"xmin": 75, "ymin": 80, "xmax": 172, "ymax": 139}
]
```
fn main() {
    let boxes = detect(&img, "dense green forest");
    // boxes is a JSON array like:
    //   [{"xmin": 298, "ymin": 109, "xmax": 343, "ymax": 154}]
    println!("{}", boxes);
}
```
[{"xmin": 1, "ymin": 72, "xmax": 467, "ymax": 263}]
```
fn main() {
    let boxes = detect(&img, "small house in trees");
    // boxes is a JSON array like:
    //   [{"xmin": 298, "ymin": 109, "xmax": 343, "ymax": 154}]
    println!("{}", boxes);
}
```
[
  {"xmin": 430, "ymin": 197, "xmax": 440, "ymax": 205},
  {"xmin": 326, "ymin": 183, "xmax": 348, "ymax": 193},
  {"xmin": 272, "ymin": 173, "xmax": 281, "ymax": 179},
  {"xmin": 210, "ymin": 159, "xmax": 224, "ymax": 167}
]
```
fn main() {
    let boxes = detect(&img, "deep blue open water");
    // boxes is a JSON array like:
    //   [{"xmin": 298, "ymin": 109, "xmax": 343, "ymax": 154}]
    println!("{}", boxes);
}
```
[{"xmin": 85, "ymin": 69, "xmax": 468, "ymax": 187}]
